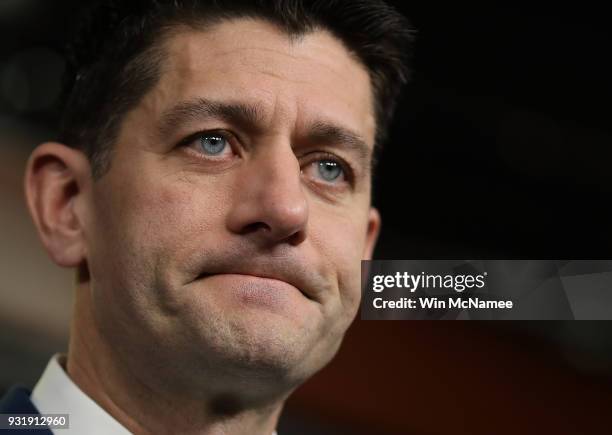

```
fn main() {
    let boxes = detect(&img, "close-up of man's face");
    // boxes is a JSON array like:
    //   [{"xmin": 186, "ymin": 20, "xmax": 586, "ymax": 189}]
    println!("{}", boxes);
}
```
[
  {"xmin": 7, "ymin": 3, "xmax": 612, "ymax": 434},
  {"xmin": 77, "ymin": 17, "xmax": 380, "ymax": 397}
]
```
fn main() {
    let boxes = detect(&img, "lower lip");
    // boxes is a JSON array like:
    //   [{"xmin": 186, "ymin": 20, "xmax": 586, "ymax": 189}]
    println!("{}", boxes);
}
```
[{"xmin": 197, "ymin": 273, "xmax": 305, "ymax": 311}]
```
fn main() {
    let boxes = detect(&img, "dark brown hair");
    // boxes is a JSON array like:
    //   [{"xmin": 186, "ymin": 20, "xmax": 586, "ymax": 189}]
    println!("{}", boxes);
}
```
[{"xmin": 60, "ymin": 0, "xmax": 415, "ymax": 178}]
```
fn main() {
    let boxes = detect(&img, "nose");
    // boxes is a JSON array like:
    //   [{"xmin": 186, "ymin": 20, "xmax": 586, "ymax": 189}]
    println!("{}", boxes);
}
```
[{"xmin": 226, "ymin": 144, "xmax": 308, "ymax": 246}]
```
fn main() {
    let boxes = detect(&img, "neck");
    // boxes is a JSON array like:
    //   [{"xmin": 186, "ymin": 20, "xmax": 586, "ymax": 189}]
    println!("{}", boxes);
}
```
[{"xmin": 66, "ymin": 285, "xmax": 284, "ymax": 435}]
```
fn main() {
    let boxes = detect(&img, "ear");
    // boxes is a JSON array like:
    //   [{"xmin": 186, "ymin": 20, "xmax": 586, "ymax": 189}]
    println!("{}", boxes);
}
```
[
  {"xmin": 362, "ymin": 207, "xmax": 381, "ymax": 260},
  {"xmin": 24, "ymin": 142, "xmax": 91, "ymax": 267}
]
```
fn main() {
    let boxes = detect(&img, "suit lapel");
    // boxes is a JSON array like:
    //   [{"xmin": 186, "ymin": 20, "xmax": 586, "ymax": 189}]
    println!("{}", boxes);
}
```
[{"xmin": 0, "ymin": 386, "xmax": 53, "ymax": 434}]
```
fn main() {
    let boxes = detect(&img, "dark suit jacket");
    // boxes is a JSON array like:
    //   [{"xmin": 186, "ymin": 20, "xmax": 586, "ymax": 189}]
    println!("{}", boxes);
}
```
[{"xmin": 0, "ymin": 386, "xmax": 53, "ymax": 434}]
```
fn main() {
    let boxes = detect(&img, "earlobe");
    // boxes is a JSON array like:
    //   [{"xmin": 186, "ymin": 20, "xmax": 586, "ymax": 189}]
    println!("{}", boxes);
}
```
[
  {"xmin": 362, "ymin": 207, "xmax": 381, "ymax": 260},
  {"xmin": 24, "ymin": 142, "xmax": 90, "ymax": 267}
]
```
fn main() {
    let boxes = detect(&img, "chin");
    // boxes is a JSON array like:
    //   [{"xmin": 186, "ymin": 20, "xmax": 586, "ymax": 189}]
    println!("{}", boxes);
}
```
[
  {"xmin": 180, "ymin": 309, "xmax": 329, "ymax": 387},
  {"xmin": 163, "ymin": 275, "xmax": 343, "ymax": 391}
]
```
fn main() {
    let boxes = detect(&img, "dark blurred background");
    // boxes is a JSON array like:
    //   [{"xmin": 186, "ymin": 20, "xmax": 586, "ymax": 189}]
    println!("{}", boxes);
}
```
[{"xmin": 1, "ymin": 2, "xmax": 611, "ymax": 434}]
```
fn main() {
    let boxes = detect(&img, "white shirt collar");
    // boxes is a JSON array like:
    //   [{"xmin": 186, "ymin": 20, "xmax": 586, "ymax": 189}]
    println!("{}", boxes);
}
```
[
  {"xmin": 31, "ymin": 353, "xmax": 131, "ymax": 434},
  {"xmin": 32, "ymin": 353, "xmax": 278, "ymax": 435}
]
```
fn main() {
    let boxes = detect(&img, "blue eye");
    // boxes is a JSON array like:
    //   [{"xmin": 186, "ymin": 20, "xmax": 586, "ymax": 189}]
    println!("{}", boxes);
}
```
[
  {"xmin": 199, "ymin": 134, "xmax": 228, "ymax": 155},
  {"xmin": 317, "ymin": 159, "xmax": 343, "ymax": 182}
]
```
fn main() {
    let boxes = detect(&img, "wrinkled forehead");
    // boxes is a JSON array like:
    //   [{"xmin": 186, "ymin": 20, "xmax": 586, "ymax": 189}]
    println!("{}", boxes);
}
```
[{"xmin": 146, "ymin": 18, "xmax": 376, "ymax": 145}]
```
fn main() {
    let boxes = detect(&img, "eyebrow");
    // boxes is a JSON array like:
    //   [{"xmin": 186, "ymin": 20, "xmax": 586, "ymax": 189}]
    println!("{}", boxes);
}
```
[
  {"xmin": 158, "ymin": 97, "xmax": 266, "ymax": 137},
  {"xmin": 306, "ymin": 121, "xmax": 371, "ymax": 172},
  {"xmin": 158, "ymin": 97, "xmax": 372, "ymax": 172}
]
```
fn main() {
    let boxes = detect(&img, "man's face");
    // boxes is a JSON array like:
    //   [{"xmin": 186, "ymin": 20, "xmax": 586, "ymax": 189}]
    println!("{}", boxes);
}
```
[{"xmin": 82, "ymin": 18, "xmax": 379, "ymax": 392}]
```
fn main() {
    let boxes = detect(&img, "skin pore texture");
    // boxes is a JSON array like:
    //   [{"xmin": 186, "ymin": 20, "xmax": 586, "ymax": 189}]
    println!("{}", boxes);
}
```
[{"xmin": 25, "ymin": 18, "xmax": 381, "ymax": 434}]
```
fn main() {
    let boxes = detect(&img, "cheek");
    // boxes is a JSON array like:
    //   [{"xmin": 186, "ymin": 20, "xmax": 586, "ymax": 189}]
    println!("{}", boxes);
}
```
[
  {"xmin": 90, "ymin": 171, "xmax": 227, "ymax": 292},
  {"xmin": 129, "ymin": 178, "xmax": 229, "ymax": 278},
  {"xmin": 313, "ymin": 207, "xmax": 368, "ymax": 317}
]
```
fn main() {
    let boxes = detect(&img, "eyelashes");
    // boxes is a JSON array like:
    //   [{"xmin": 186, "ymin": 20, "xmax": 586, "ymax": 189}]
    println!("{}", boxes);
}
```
[
  {"xmin": 177, "ymin": 129, "xmax": 237, "ymax": 155},
  {"xmin": 176, "ymin": 129, "xmax": 356, "ymax": 187},
  {"xmin": 301, "ymin": 151, "xmax": 353, "ymax": 185}
]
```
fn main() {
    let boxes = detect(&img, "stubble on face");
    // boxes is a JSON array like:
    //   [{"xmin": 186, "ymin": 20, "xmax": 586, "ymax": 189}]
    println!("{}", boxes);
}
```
[{"xmin": 82, "ymin": 18, "xmax": 377, "ymax": 397}]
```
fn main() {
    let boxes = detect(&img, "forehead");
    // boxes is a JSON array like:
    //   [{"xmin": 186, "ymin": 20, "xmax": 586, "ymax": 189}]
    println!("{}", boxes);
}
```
[{"xmin": 145, "ymin": 18, "xmax": 376, "ymax": 145}]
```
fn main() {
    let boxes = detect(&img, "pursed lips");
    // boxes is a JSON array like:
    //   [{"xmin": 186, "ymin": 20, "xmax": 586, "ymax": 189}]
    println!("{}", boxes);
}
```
[{"xmin": 194, "ymin": 270, "xmax": 317, "ymax": 302}]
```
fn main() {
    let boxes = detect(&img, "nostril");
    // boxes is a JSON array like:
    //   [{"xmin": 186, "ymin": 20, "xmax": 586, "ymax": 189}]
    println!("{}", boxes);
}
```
[
  {"xmin": 286, "ymin": 229, "xmax": 307, "ymax": 246},
  {"xmin": 241, "ymin": 222, "xmax": 270, "ymax": 235},
  {"xmin": 239, "ymin": 220, "xmax": 305, "ymax": 245}
]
